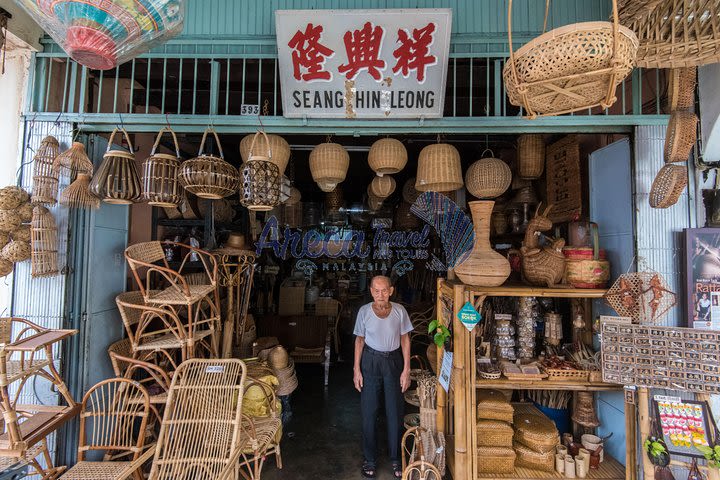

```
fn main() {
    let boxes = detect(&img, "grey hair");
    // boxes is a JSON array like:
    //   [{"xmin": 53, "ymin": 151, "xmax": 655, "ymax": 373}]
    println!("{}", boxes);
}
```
[{"xmin": 370, "ymin": 275, "xmax": 393, "ymax": 289}]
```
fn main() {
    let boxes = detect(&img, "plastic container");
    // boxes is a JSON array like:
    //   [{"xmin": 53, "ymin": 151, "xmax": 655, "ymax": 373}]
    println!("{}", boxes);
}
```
[{"xmin": 534, "ymin": 402, "xmax": 571, "ymax": 435}]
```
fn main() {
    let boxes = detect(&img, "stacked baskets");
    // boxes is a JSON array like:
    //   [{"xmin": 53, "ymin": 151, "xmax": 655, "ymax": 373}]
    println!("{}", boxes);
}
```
[
  {"xmin": 267, "ymin": 345, "xmax": 298, "ymax": 397},
  {"xmin": 476, "ymin": 389, "xmax": 516, "ymax": 474},
  {"xmin": 513, "ymin": 412, "xmax": 560, "ymax": 472},
  {"xmin": 0, "ymin": 187, "xmax": 35, "ymax": 277}
]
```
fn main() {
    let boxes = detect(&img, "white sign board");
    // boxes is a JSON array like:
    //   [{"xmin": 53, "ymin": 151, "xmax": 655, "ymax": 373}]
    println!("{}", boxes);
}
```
[
  {"xmin": 275, "ymin": 9, "xmax": 452, "ymax": 119},
  {"xmin": 439, "ymin": 351, "xmax": 452, "ymax": 393}
]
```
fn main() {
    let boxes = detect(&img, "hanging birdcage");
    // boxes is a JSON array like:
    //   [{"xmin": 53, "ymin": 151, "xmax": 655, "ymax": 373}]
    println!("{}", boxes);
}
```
[
  {"xmin": 89, "ymin": 129, "xmax": 143, "ymax": 204},
  {"xmin": 239, "ymin": 131, "xmax": 281, "ymax": 212},
  {"xmin": 31, "ymin": 136, "xmax": 60, "ymax": 205},
  {"xmin": 143, "ymin": 127, "xmax": 183, "ymax": 207}
]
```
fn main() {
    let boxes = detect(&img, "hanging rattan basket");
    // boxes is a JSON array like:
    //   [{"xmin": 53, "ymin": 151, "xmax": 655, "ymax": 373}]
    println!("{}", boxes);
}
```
[
  {"xmin": 89, "ymin": 129, "xmax": 143, "ymax": 205},
  {"xmin": 0, "ymin": 187, "xmax": 29, "ymax": 210},
  {"xmin": 31, "ymin": 136, "xmax": 60, "ymax": 206},
  {"xmin": 61, "ymin": 174, "xmax": 100, "ymax": 209},
  {"xmin": 142, "ymin": 127, "xmax": 183, "ymax": 207},
  {"xmin": 179, "ymin": 128, "xmax": 239, "ymax": 199},
  {"xmin": 31, "ymin": 206, "xmax": 58, "ymax": 277},
  {"xmin": 368, "ymin": 138, "xmax": 407, "ymax": 175},
  {"xmin": 517, "ymin": 134, "xmax": 545, "ymax": 179},
  {"xmin": 664, "ymin": 111, "xmax": 697, "ymax": 164},
  {"xmin": 239, "ymin": 132, "xmax": 280, "ymax": 212},
  {"xmin": 667, "ymin": 67, "xmax": 696, "ymax": 111},
  {"xmin": 240, "ymin": 132, "xmax": 291, "ymax": 175},
  {"xmin": 649, "ymin": 164, "xmax": 687, "ymax": 208},
  {"xmin": 416, "ymin": 144, "xmax": 463, "ymax": 192},
  {"xmin": 465, "ymin": 151, "xmax": 512, "ymax": 199},
  {"xmin": 504, "ymin": 0, "xmax": 638, "ymax": 117},
  {"xmin": 310, "ymin": 142, "xmax": 349, "ymax": 188},
  {"xmin": 53, "ymin": 142, "xmax": 94, "ymax": 176},
  {"xmin": 370, "ymin": 175, "xmax": 396, "ymax": 199}
]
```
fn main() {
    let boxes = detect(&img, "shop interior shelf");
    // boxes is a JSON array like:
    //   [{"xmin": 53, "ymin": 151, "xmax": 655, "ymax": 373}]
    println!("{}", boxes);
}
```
[
  {"xmin": 454, "ymin": 282, "xmax": 608, "ymax": 299},
  {"xmin": 475, "ymin": 377, "xmax": 622, "ymax": 391}
]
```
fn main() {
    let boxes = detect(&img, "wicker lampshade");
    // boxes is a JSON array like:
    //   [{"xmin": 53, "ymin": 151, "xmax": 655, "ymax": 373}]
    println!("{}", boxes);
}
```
[
  {"xmin": 416, "ymin": 143, "xmax": 462, "ymax": 192},
  {"xmin": 30, "ymin": 206, "xmax": 58, "ymax": 277},
  {"xmin": 370, "ymin": 175, "xmax": 396, "ymax": 199},
  {"xmin": 517, "ymin": 135, "xmax": 545, "ymax": 180},
  {"xmin": 179, "ymin": 128, "xmax": 239, "ymax": 199},
  {"xmin": 240, "ymin": 132, "xmax": 291, "ymax": 175},
  {"xmin": 53, "ymin": 142, "xmax": 94, "ymax": 176},
  {"xmin": 60, "ymin": 174, "xmax": 100, "ymax": 209},
  {"xmin": 402, "ymin": 177, "xmax": 421, "ymax": 204},
  {"xmin": 285, "ymin": 187, "xmax": 301, "ymax": 206},
  {"xmin": 368, "ymin": 138, "xmax": 407, "ymax": 175},
  {"xmin": 31, "ymin": 136, "xmax": 60, "ymax": 206},
  {"xmin": 142, "ymin": 127, "xmax": 182, "ymax": 207},
  {"xmin": 310, "ymin": 143, "xmax": 349, "ymax": 186},
  {"xmin": 240, "ymin": 160, "xmax": 280, "ymax": 212},
  {"xmin": 465, "ymin": 154, "xmax": 512, "ymax": 199},
  {"xmin": 89, "ymin": 129, "xmax": 143, "ymax": 205}
]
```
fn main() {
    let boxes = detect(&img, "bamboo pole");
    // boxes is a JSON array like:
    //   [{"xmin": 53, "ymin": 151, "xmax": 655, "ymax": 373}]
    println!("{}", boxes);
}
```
[
  {"xmin": 453, "ymin": 283, "xmax": 468, "ymax": 480},
  {"xmin": 625, "ymin": 393, "xmax": 637, "ymax": 480},
  {"xmin": 637, "ymin": 387, "xmax": 655, "ymax": 479},
  {"xmin": 436, "ymin": 278, "xmax": 446, "ymax": 434},
  {"xmin": 470, "ymin": 292, "xmax": 486, "ymax": 480}
]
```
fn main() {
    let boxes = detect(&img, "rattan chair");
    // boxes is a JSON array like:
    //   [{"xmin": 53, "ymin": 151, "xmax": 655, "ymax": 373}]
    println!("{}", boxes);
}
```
[
  {"xmin": 237, "ymin": 378, "xmax": 283, "ymax": 480},
  {"xmin": 124, "ymin": 241, "xmax": 221, "ymax": 356},
  {"xmin": 401, "ymin": 426, "xmax": 445, "ymax": 478},
  {"xmin": 108, "ymin": 351, "xmax": 172, "ymax": 422},
  {"xmin": 107, "ymin": 338, "xmax": 134, "ymax": 377},
  {"xmin": 60, "ymin": 378, "xmax": 151, "ymax": 480}
]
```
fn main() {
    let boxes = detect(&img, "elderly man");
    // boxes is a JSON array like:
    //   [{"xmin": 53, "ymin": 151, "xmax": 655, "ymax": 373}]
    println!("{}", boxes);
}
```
[{"xmin": 353, "ymin": 275, "xmax": 413, "ymax": 479}]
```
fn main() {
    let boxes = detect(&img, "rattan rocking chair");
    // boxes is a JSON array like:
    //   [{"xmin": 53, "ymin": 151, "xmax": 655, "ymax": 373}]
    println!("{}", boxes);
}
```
[{"xmin": 60, "ymin": 378, "xmax": 151, "ymax": 480}]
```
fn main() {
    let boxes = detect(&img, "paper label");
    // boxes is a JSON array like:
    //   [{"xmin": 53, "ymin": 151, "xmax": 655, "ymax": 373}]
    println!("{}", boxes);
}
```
[
  {"xmin": 457, "ymin": 301, "xmax": 482, "ymax": 332},
  {"xmin": 439, "ymin": 351, "xmax": 453, "ymax": 393}
]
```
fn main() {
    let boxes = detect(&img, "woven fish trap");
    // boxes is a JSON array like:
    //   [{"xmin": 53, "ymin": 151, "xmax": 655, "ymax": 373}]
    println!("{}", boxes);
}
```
[
  {"xmin": 53, "ymin": 142, "xmax": 93, "ymax": 176},
  {"xmin": 0, "ymin": 186, "xmax": 30, "ymax": 210},
  {"xmin": 370, "ymin": 175, "xmax": 396, "ymax": 199},
  {"xmin": 0, "ymin": 210, "xmax": 22, "ymax": 232},
  {"xmin": 89, "ymin": 129, "xmax": 143, "ymax": 205},
  {"xmin": 368, "ymin": 138, "xmax": 407, "ymax": 175},
  {"xmin": 179, "ymin": 128, "xmax": 239, "ymax": 199},
  {"xmin": 649, "ymin": 164, "xmax": 687, "ymax": 208},
  {"xmin": 504, "ymin": 0, "xmax": 638, "ymax": 117},
  {"xmin": 60, "ymin": 174, "xmax": 100, "ymax": 209},
  {"xmin": 517, "ymin": 134, "xmax": 545, "ymax": 179},
  {"xmin": 416, "ymin": 144, "xmax": 462, "ymax": 192},
  {"xmin": 240, "ymin": 132, "xmax": 290, "ymax": 175},
  {"xmin": 667, "ymin": 67, "xmax": 696, "ymax": 111},
  {"xmin": 310, "ymin": 142, "xmax": 349, "ymax": 186},
  {"xmin": 31, "ymin": 206, "xmax": 58, "ymax": 252},
  {"xmin": 664, "ymin": 111, "xmax": 697, "ymax": 164},
  {"xmin": 465, "ymin": 151, "xmax": 512, "ymax": 199},
  {"xmin": 31, "ymin": 136, "xmax": 59, "ymax": 205},
  {"xmin": 143, "ymin": 127, "xmax": 182, "ymax": 207},
  {"xmin": 1, "ymin": 241, "xmax": 31, "ymax": 263}
]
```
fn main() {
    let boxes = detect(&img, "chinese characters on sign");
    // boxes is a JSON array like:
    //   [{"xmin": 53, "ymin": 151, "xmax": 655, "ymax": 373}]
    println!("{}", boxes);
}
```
[{"xmin": 275, "ymin": 9, "xmax": 452, "ymax": 118}]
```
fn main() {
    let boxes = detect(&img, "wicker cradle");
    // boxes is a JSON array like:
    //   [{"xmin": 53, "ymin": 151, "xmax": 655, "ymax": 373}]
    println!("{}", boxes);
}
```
[
  {"xmin": 89, "ymin": 129, "xmax": 143, "ymax": 205},
  {"xmin": 179, "ymin": 128, "xmax": 239, "ymax": 199},
  {"xmin": 664, "ymin": 111, "xmax": 698, "ymax": 164},
  {"xmin": 370, "ymin": 175, "xmax": 396, "ymax": 199},
  {"xmin": 31, "ymin": 136, "xmax": 59, "ymax": 206},
  {"xmin": 143, "ymin": 127, "xmax": 183, "ymax": 207},
  {"xmin": 368, "ymin": 138, "xmax": 407, "ymax": 175},
  {"xmin": 310, "ymin": 142, "xmax": 349, "ymax": 190},
  {"xmin": 649, "ymin": 164, "xmax": 688, "ymax": 208},
  {"xmin": 240, "ymin": 132, "xmax": 291, "ymax": 175},
  {"xmin": 667, "ymin": 67, "xmax": 696, "ymax": 111},
  {"xmin": 465, "ymin": 152, "xmax": 512, "ymax": 199},
  {"xmin": 31, "ymin": 206, "xmax": 58, "ymax": 277},
  {"xmin": 517, "ymin": 134, "xmax": 545, "ymax": 179},
  {"xmin": 240, "ymin": 131, "xmax": 281, "ymax": 212},
  {"xmin": 415, "ymin": 144, "xmax": 463, "ymax": 192},
  {"xmin": 503, "ymin": 0, "xmax": 638, "ymax": 117}
]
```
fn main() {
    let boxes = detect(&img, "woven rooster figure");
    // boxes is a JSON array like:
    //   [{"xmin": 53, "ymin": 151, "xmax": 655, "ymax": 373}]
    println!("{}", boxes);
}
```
[{"xmin": 520, "ymin": 203, "xmax": 567, "ymax": 287}]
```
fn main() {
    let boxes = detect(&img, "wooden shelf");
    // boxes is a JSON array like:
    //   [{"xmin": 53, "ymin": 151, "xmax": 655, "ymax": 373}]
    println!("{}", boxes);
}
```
[
  {"xmin": 0, "ymin": 404, "xmax": 80, "ymax": 454},
  {"xmin": 477, "ymin": 454, "xmax": 625, "ymax": 480},
  {"xmin": 447, "ymin": 281, "xmax": 608, "ymax": 298},
  {"xmin": 476, "ymin": 377, "xmax": 621, "ymax": 391}
]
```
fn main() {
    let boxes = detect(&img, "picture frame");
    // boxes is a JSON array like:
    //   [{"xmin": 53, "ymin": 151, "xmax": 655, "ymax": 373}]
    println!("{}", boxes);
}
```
[
  {"xmin": 652, "ymin": 396, "xmax": 713, "ymax": 458},
  {"xmin": 685, "ymin": 228, "xmax": 720, "ymax": 330}
]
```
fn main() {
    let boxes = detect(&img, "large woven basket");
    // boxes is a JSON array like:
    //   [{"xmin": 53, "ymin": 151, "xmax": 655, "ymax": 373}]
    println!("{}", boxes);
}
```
[
  {"xmin": 664, "ymin": 111, "xmax": 697, "ymax": 164},
  {"xmin": 240, "ymin": 132, "xmax": 290, "ymax": 175},
  {"xmin": 142, "ymin": 127, "xmax": 183, "ymax": 207},
  {"xmin": 476, "ymin": 447, "xmax": 516, "ymax": 474},
  {"xmin": 368, "ymin": 138, "xmax": 407, "ymax": 175},
  {"xmin": 179, "ymin": 128, "xmax": 239, "ymax": 199},
  {"xmin": 465, "ymin": 152, "xmax": 512, "ymax": 199},
  {"xmin": 310, "ymin": 143, "xmax": 349, "ymax": 190},
  {"xmin": 667, "ymin": 67, "xmax": 696, "ymax": 111},
  {"xmin": 416, "ymin": 144, "xmax": 462, "ymax": 192},
  {"xmin": 649, "ymin": 164, "xmax": 687, "ymax": 208},
  {"xmin": 504, "ymin": 0, "xmax": 638, "ymax": 117},
  {"xmin": 31, "ymin": 206, "xmax": 58, "ymax": 277},
  {"xmin": 517, "ymin": 135, "xmax": 545, "ymax": 179},
  {"xmin": 370, "ymin": 175, "xmax": 396, "ymax": 199},
  {"xmin": 31, "ymin": 136, "xmax": 59, "ymax": 206},
  {"xmin": 89, "ymin": 129, "xmax": 143, "ymax": 205}
]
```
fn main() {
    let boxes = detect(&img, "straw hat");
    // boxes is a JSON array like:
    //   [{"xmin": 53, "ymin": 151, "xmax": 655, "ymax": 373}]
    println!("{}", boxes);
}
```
[{"xmin": 213, "ymin": 233, "xmax": 255, "ymax": 256}]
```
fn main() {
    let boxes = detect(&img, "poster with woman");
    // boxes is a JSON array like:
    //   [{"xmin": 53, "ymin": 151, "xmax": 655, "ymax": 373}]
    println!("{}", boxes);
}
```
[{"xmin": 685, "ymin": 228, "xmax": 720, "ymax": 330}]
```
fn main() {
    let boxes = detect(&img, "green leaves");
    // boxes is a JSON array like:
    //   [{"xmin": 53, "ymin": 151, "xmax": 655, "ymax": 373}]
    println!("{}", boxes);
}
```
[
  {"xmin": 428, "ymin": 320, "xmax": 438, "ymax": 333},
  {"xmin": 696, "ymin": 444, "xmax": 720, "ymax": 468},
  {"xmin": 644, "ymin": 438, "xmax": 667, "ymax": 457},
  {"xmin": 428, "ymin": 320, "xmax": 451, "ymax": 348}
]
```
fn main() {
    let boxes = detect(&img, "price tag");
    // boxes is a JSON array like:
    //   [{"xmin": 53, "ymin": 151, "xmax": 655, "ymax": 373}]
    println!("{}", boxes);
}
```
[
  {"xmin": 439, "ymin": 351, "xmax": 453, "ymax": 393},
  {"xmin": 205, "ymin": 365, "xmax": 225, "ymax": 373},
  {"xmin": 457, "ymin": 301, "xmax": 482, "ymax": 332},
  {"xmin": 241, "ymin": 104, "xmax": 260, "ymax": 116}
]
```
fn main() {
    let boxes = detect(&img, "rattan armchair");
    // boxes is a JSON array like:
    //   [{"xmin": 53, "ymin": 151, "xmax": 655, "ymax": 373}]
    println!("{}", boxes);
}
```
[
  {"xmin": 60, "ymin": 378, "xmax": 151, "ymax": 480},
  {"xmin": 108, "ymin": 351, "xmax": 171, "ymax": 423}
]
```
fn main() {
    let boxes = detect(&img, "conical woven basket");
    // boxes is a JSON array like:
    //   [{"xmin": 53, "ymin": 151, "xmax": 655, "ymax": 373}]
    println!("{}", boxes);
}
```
[
  {"xmin": 664, "ymin": 111, "xmax": 697, "ymax": 164},
  {"xmin": 240, "ymin": 132, "xmax": 291, "ymax": 175},
  {"xmin": 416, "ymin": 144, "xmax": 462, "ymax": 192},
  {"xmin": 31, "ymin": 206, "xmax": 58, "ymax": 277},
  {"xmin": 60, "ymin": 174, "xmax": 100, "ymax": 209},
  {"xmin": 142, "ymin": 127, "xmax": 183, "ymax": 207},
  {"xmin": 517, "ymin": 135, "xmax": 545, "ymax": 180},
  {"xmin": 31, "ymin": 136, "xmax": 60, "ymax": 205},
  {"xmin": 667, "ymin": 67, "xmax": 696, "ymax": 111},
  {"xmin": 53, "ymin": 142, "xmax": 93, "ymax": 176},
  {"xmin": 370, "ymin": 175, "xmax": 396, "ymax": 199},
  {"xmin": 179, "ymin": 128, "xmax": 239, "ymax": 199},
  {"xmin": 89, "ymin": 129, "xmax": 143, "ymax": 205},
  {"xmin": 368, "ymin": 138, "xmax": 407, "ymax": 175},
  {"xmin": 466, "ymin": 153, "xmax": 512, "ymax": 199},
  {"xmin": 310, "ymin": 143, "xmax": 349, "ymax": 186}
]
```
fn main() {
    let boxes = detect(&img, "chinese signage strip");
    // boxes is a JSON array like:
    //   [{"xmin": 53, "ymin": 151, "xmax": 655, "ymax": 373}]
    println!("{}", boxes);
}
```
[{"xmin": 275, "ymin": 9, "xmax": 452, "ymax": 118}]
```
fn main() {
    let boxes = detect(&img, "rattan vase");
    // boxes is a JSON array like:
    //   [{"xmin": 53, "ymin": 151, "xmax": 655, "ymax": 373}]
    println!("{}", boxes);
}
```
[
  {"xmin": 454, "ymin": 201, "xmax": 511, "ymax": 286},
  {"xmin": 370, "ymin": 175, "xmax": 396, "ymax": 199},
  {"xmin": 416, "ymin": 144, "xmax": 463, "ymax": 192},
  {"xmin": 31, "ymin": 206, "xmax": 58, "ymax": 277},
  {"xmin": 466, "ymin": 152, "xmax": 512, "ymax": 199},
  {"xmin": 240, "ymin": 131, "xmax": 281, "ymax": 212},
  {"xmin": 143, "ymin": 127, "xmax": 183, "ymax": 207},
  {"xmin": 240, "ymin": 132, "xmax": 290, "ymax": 175},
  {"xmin": 517, "ymin": 134, "xmax": 545, "ymax": 179},
  {"xmin": 179, "ymin": 128, "xmax": 239, "ymax": 199},
  {"xmin": 664, "ymin": 111, "xmax": 697, "ymax": 164},
  {"xmin": 60, "ymin": 174, "xmax": 100, "ymax": 209},
  {"xmin": 31, "ymin": 136, "xmax": 60, "ymax": 206},
  {"xmin": 368, "ymin": 138, "xmax": 407, "ymax": 175},
  {"xmin": 310, "ymin": 142, "xmax": 349, "ymax": 191},
  {"xmin": 89, "ymin": 129, "xmax": 143, "ymax": 205},
  {"xmin": 53, "ymin": 142, "xmax": 94, "ymax": 176}
]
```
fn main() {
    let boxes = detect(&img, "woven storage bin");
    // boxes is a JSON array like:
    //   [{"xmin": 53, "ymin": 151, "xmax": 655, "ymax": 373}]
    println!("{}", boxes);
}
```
[
  {"xmin": 53, "ymin": 142, "xmax": 93, "ymax": 176},
  {"xmin": 466, "ymin": 153, "xmax": 512, "ymax": 199},
  {"xmin": 11, "ymin": 225, "xmax": 30, "ymax": 243},
  {"xmin": 513, "ymin": 441, "xmax": 556, "ymax": 472},
  {"xmin": 240, "ymin": 132, "xmax": 290, "ymax": 175},
  {"xmin": 1, "ymin": 241, "xmax": 30, "ymax": 262},
  {"xmin": 310, "ymin": 143, "xmax": 349, "ymax": 188},
  {"xmin": 514, "ymin": 413, "xmax": 559, "ymax": 453},
  {"xmin": 31, "ymin": 136, "xmax": 59, "ymax": 206},
  {"xmin": 476, "ymin": 447, "xmax": 516, "ymax": 474},
  {"xmin": 30, "ymin": 206, "xmax": 58, "ymax": 277},
  {"xmin": 476, "ymin": 389, "xmax": 514, "ymax": 423},
  {"xmin": 142, "ymin": 127, "xmax": 182, "ymax": 207},
  {"xmin": 0, "ymin": 187, "xmax": 29, "ymax": 210},
  {"xmin": 477, "ymin": 419, "xmax": 514, "ymax": 448},
  {"xmin": 89, "ymin": 129, "xmax": 143, "ymax": 205},
  {"xmin": 60, "ymin": 174, "xmax": 100, "ymax": 209},
  {"xmin": 402, "ymin": 177, "xmax": 421, "ymax": 204},
  {"xmin": 664, "ymin": 111, "xmax": 698, "ymax": 164},
  {"xmin": 240, "ymin": 133, "xmax": 281, "ymax": 212},
  {"xmin": 667, "ymin": 67, "xmax": 696, "ymax": 111},
  {"xmin": 416, "ymin": 144, "xmax": 463, "ymax": 192},
  {"xmin": 179, "ymin": 128, "xmax": 239, "ymax": 199},
  {"xmin": 370, "ymin": 175, "xmax": 396, "ymax": 199},
  {"xmin": 517, "ymin": 134, "xmax": 545, "ymax": 179},
  {"xmin": 0, "ymin": 259, "xmax": 13, "ymax": 278},
  {"xmin": 368, "ymin": 138, "xmax": 407, "ymax": 175},
  {"xmin": 504, "ymin": 0, "xmax": 638, "ymax": 117},
  {"xmin": 650, "ymin": 164, "xmax": 687, "ymax": 208},
  {"xmin": 564, "ymin": 242, "xmax": 610, "ymax": 289},
  {"xmin": 0, "ymin": 210, "xmax": 22, "ymax": 232}
]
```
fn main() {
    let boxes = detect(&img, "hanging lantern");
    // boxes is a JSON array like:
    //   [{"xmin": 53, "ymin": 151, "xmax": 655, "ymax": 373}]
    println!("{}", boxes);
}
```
[
  {"xmin": 53, "ymin": 142, "xmax": 94, "ymax": 176},
  {"xmin": 465, "ymin": 151, "xmax": 512, "ymax": 199},
  {"xmin": 240, "ymin": 132, "xmax": 291, "ymax": 175},
  {"xmin": 239, "ymin": 131, "xmax": 281, "ymax": 212},
  {"xmin": 89, "ymin": 129, "xmax": 143, "ymax": 205},
  {"xmin": 517, "ymin": 134, "xmax": 545, "ymax": 180},
  {"xmin": 60, "ymin": 174, "xmax": 100, "ymax": 209},
  {"xmin": 143, "ymin": 127, "xmax": 182, "ymax": 207},
  {"xmin": 310, "ymin": 143, "xmax": 349, "ymax": 191},
  {"xmin": 15, "ymin": 1, "xmax": 185, "ymax": 71},
  {"xmin": 368, "ymin": 138, "xmax": 407, "ymax": 175},
  {"xmin": 370, "ymin": 175, "xmax": 396, "ymax": 199},
  {"xmin": 416, "ymin": 143, "xmax": 463, "ymax": 192},
  {"xmin": 179, "ymin": 128, "xmax": 239, "ymax": 200},
  {"xmin": 31, "ymin": 206, "xmax": 58, "ymax": 278},
  {"xmin": 31, "ymin": 136, "xmax": 60, "ymax": 206}
]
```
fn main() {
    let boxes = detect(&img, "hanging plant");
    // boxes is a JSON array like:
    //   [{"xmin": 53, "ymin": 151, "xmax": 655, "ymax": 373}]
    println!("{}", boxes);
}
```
[
  {"xmin": 427, "ymin": 320, "xmax": 451, "ymax": 348},
  {"xmin": 644, "ymin": 436, "xmax": 670, "ymax": 467}
]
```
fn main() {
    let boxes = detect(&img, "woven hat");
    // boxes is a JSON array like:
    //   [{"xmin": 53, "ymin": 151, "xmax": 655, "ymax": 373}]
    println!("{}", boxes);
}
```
[{"xmin": 213, "ymin": 233, "xmax": 255, "ymax": 256}]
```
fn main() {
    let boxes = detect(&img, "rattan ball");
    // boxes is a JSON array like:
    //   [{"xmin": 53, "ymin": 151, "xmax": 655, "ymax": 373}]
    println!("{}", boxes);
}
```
[
  {"xmin": 370, "ymin": 175, "xmax": 396, "ymax": 199},
  {"xmin": 416, "ymin": 144, "xmax": 463, "ymax": 192},
  {"xmin": 0, "ymin": 187, "xmax": 30, "ymax": 210},
  {"xmin": 0, "ymin": 210, "xmax": 22, "ymax": 233},
  {"xmin": 0, "ymin": 232, "xmax": 9, "ymax": 250},
  {"xmin": 18, "ymin": 203, "xmax": 34, "ymax": 223},
  {"xmin": 0, "ymin": 258, "xmax": 12, "ymax": 277},
  {"xmin": 240, "ymin": 133, "xmax": 291, "ymax": 175},
  {"xmin": 310, "ymin": 143, "xmax": 349, "ymax": 186},
  {"xmin": 11, "ymin": 224, "xmax": 30, "ymax": 243},
  {"xmin": 1, "ymin": 240, "xmax": 31, "ymax": 263},
  {"xmin": 368, "ymin": 138, "xmax": 407, "ymax": 175},
  {"xmin": 465, "ymin": 157, "xmax": 512, "ymax": 199},
  {"xmin": 402, "ymin": 177, "xmax": 421, "ymax": 204}
]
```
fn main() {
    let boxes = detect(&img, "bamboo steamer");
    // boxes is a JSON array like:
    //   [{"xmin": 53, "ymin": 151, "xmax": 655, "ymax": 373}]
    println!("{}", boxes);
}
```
[
  {"xmin": 368, "ymin": 138, "xmax": 407, "ymax": 175},
  {"xmin": 416, "ymin": 144, "xmax": 463, "ymax": 192},
  {"xmin": 664, "ymin": 111, "xmax": 698, "ymax": 164},
  {"xmin": 142, "ymin": 127, "xmax": 183, "ymax": 207},
  {"xmin": 31, "ymin": 136, "xmax": 60, "ymax": 206},
  {"xmin": 89, "ymin": 129, "xmax": 143, "ymax": 205},
  {"xmin": 240, "ymin": 132, "xmax": 290, "ymax": 175},
  {"xmin": 0, "ymin": 187, "xmax": 30, "ymax": 210},
  {"xmin": 239, "ymin": 131, "xmax": 281, "ymax": 212},
  {"xmin": 1, "ymin": 241, "xmax": 31, "ymax": 263},
  {"xmin": 60, "ymin": 174, "xmax": 101, "ymax": 209},
  {"xmin": 465, "ymin": 153, "xmax": 512, "ymax": 199},
  {"xmin": 310, "ymin": 142, "xmax": 349, "ymax": 187},
  {"xmin": 517, "ymin": 135, "xmax": 545, "ymax": 179},
  {"xmin": 370, "ymin": 175, "xmax": 396, "ymax": 199},
  {"xmin": 179, "ymin": 128, "xmax": 239, "ymax": 199},
  {"xmin": 53, "ymin": 142, "xmax": 94, "ymax": 176}
]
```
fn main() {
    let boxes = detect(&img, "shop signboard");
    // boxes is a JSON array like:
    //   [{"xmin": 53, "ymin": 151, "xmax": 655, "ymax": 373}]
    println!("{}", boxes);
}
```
[{"xmin": 275, "ymin": 9, "xmax": 452, "ymax": 119}]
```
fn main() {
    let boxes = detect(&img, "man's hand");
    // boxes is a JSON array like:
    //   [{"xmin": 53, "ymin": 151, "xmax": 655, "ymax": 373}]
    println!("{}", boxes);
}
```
[
  {"xmin": 400, "ymin": 368, "xmax": 411, "ymax": 393},
  {"xmin": 354, "ymin": 367, "xmax": 363, "ymax": 392}
]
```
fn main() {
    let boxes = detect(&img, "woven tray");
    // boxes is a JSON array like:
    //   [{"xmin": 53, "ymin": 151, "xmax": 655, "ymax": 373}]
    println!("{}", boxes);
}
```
[{"xmin": 544, "ymin": 368, "xmax": 589, "ymax": 382}]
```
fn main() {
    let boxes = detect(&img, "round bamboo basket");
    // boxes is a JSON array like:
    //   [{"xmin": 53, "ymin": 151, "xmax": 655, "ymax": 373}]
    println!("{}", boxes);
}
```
[
  {"xmin": 179, "ymin": 128, "xmax": 239, "ymax": 199},
  {"xmin": 142, "ymin": 127, "xmax": 183, "ymax": 207},
  {"xmin": 667, "ymin": 67, "xmax": 696, "ymax": 111},
  {"xmin": 416, "ymin": 144, "xmax": 463, "ymax": 192},
  {"xmin": 1, "ymin": 241, "xmax": 31, "ymax": 263},
  {"xmin": 403, "ymin": 177, "xmax": 421, "ymax": 204},
  {"xmin": 18, "ymin": 203, "xmax": 34, "ymax": 222},
  {"xmin": 89, "ymin": 129, "xmax": 143, "ymax": 205},
  {"xmin": 0, "ymin": 259, "xmax": 13, "ymax": 277},
  {"xmin": 0, "ymin": 210, "xmax": 22, "ymax": 232},
  {"xmin": 0, "ymin": 187, "xmax": 30, "ymax": 210},
  {"xmin": 286, "ymin": 187, "xmax": 301, "ymax": 206},
  {"xmin": 370, "ymin": 175, "xmax": 396, "ymax": 199},
  {"xmin": 517, "ymin": 134, "xmax": 545, "ymax": 179},
  {"xmin": 664, "ymin": 111, "xmax": 697, "ymax": 164},
  {"xmin": 53, "ymin": 142, "xmax": 94, "ymax": 176},
  {"xmin": 368, "ymin": 138, "xmax": 407, "ymax": 175},
  {"xmin": 240, "ymin": 132, "xmax": 290, "ymax": 175},
  {"xmin": 60, "ymin": 174, "xmax": 100, "ymax": 209},
  {"xmin": 11, "ymin": 225, "xmax": 30, "ymax": 243},
  {"xmin": 31, "ymin": 136, "xmax": 59, "ymax": 206},
  {"xmin": 650, "ymin": 164, "xmax": 687, "ymax": 208},
  {"xmin": 31, "ymin": 206, "xmax": 58, "ymax": 277},
  {"xmin": 465, "ymin": 153, "xmax": 512, "ymax": 199},
  {"xmin": 310, "ymin": 143, "xmax": 349, "ymax": 186}
]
